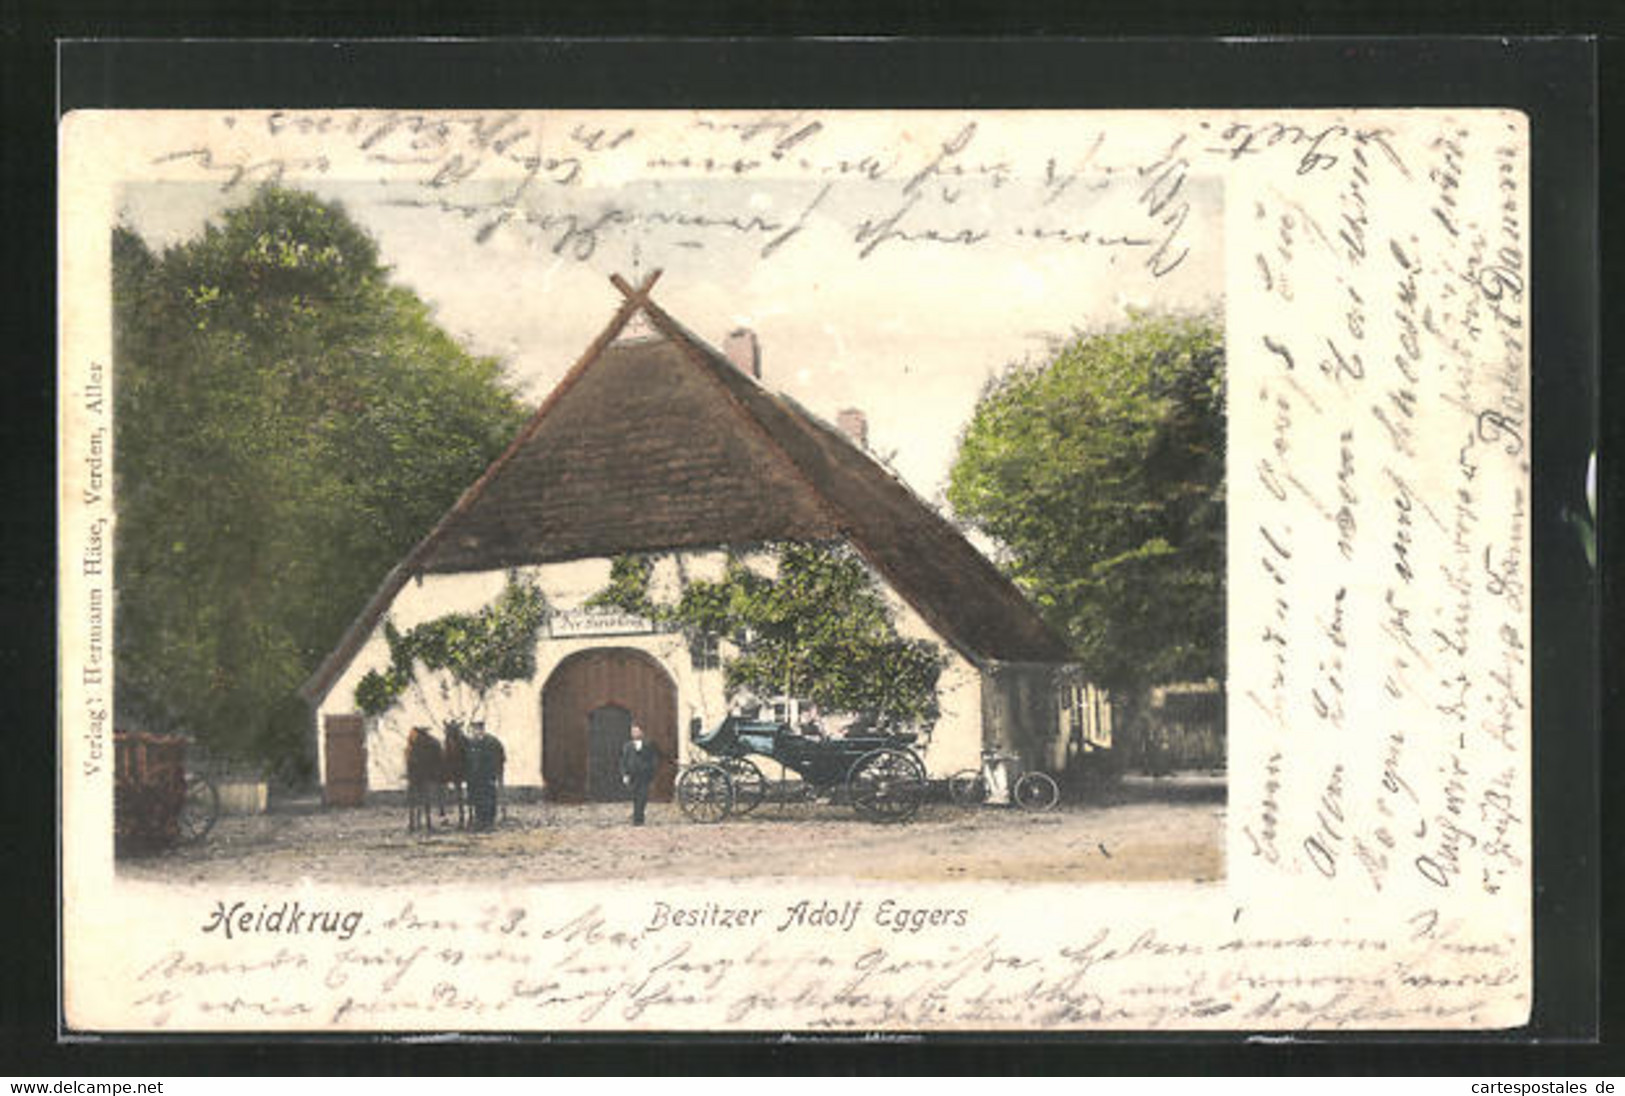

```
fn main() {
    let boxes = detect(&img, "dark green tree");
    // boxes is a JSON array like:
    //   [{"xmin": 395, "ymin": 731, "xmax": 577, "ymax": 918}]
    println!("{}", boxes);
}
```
[
  {"xmin": 947, "ymin": 309, "xmax": 1224, "ymax": 696},
  {"xmin": 591, "ymin": 543, "xmax": 946, "ymax": 727},
  {"xmin": 113, "ymin": 186, "xmax": 529, "ymax": 774}
]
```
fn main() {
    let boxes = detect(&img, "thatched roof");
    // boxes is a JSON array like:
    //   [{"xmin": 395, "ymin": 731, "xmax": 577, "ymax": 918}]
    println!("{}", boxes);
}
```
[{"xmin": 301, "ymin": 275, "xmax": 1073, "ymax": 705}]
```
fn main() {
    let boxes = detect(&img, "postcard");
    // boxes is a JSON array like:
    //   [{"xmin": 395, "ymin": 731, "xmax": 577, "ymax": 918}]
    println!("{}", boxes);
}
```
[{"xmin": 59, "ymin": 106, "xmax": 1531, "ymax": 1031}]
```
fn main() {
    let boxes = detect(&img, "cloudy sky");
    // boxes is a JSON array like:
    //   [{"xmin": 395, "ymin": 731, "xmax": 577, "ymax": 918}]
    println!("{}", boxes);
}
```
[{"xmin": 118, "ymin": 111, "xmax": 1222, "ymax": 502}]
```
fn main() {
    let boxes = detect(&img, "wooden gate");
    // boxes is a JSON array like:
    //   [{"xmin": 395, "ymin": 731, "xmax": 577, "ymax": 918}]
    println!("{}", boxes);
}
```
[
  {"xmin": 1138, "ymin": 683, "xmax": 1226, "ymax": 774},
  {"xmin": 323, "ymin": 714, "xmax": 367, "ymax": 806},
  {"xmin": 541, "ymin": 648, "xmax": 677, "ymax": 801}
]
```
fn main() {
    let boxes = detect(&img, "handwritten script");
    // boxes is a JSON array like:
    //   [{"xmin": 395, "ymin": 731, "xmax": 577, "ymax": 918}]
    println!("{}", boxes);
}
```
[
  {"xmin": 118, "ymin": 894, "xmax": 1518, "ymax": 1031},
  {"xmin": 1231, "ymin": 111, "xmax": 1529, "ymax": 921},
  {"xmin": 143, "ymin": 111, "xmax": 1420, "ymax": 277}
]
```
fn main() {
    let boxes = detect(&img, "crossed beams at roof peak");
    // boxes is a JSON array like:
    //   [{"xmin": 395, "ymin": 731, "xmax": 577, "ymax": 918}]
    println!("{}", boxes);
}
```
[{"xmin": 609, "ymin": 269, "xmax": 664, "ymax": 312}]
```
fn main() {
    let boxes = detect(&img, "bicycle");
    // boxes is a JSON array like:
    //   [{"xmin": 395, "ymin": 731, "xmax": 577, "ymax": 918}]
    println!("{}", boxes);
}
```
[{"xmin": 948, "ymin": 749, "xmax": 1059, "ymax": 812}]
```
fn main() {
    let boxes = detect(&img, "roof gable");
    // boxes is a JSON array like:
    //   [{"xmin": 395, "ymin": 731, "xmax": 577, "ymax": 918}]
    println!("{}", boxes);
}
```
[
  {"xmin": 417, "ymin": 335, "xmax": 840, "ymax": 571},
  {"xmin": 641, "ymin": 300, "xmax": 1073, "ymax": 665},
  {"xmin": 301, "ymin": 275, "xmax": 1072, "ymax": 704}
]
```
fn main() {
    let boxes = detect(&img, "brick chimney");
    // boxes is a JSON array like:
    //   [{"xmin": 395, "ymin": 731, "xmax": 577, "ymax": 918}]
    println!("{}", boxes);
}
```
[
  {"xmin": 723, "ymin": 329, "xmax": 761, "ymax": 379},
  {"xmin": 837, "ymin": 408, "xmax": 869, "ymax": 450}
]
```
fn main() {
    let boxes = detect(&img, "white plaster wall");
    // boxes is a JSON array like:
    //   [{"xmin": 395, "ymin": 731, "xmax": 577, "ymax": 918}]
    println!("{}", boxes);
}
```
[
  {"xmin": 315, "ymin": 567, "xmax": 513, "ymax": 791},
  {"xmin": 870, "ymin": 573, "xmax": 985, "ymax": 778},
  {"xmin": 316, "ymin": 553, "xmax": 737, "ymax": 792},
  {"xmin": 314, "ymin": 543, "xmax": 980, "ymax": 791}
]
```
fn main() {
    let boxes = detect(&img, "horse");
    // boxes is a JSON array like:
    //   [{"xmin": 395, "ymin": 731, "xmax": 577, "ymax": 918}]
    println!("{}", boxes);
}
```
[
  {"xmin": 405, "ymin": 726, "xmax": 444, "ymax": 833},
  {"xmin": 439, "ymin": 722, "xmax": 469, "ymax": 830}
]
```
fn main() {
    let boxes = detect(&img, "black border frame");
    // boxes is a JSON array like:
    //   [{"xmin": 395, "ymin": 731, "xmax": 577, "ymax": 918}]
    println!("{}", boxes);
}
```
[{"xmin": 2, "ymin": 30, "xmax": 1609, "ymax": 1076}]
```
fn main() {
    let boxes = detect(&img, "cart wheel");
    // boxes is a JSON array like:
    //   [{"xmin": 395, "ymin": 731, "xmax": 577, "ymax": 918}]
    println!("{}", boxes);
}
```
[
  {"xmin": 676, "ymin": 764, "xmax": 734, "ymax": 823},
  {"xmin": 1013, "ymin": 771, "xmax": 1059, "ymax": 812},
  {"xmin": 176, "ymin": 775, "xmax": 220, "ymax": 843},
  {"xmin": 721, "ymin": 757, "xmax": 767, "ymax": 815},
  {"xmin": 948, "ymin": 769, "xmax": 988, "ymax": 806},
  {"xmin": 848, "ymin": 749, "xmax": 926, "ymax": 823}
]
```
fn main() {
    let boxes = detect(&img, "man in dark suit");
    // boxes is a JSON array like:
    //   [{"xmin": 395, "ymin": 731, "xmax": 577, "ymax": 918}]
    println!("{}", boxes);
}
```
[
  {"xmin": 466, "ymin": 722, "xmax": 506, "ymax": 832},
  {"xmin": 619, "ymin": 722, "xmax": 661, "ymax": 825}
]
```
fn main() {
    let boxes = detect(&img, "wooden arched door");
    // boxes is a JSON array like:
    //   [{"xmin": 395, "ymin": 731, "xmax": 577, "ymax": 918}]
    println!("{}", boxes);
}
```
[{"xmin": 541, "ymin": 648, "xmax": 678, "ymax": 801}]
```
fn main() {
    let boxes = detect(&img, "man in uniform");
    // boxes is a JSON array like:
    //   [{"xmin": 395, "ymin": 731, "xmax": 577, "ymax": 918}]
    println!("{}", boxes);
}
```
[
  {"xmin": 466, "ymin": 722, "xmax": 505, "ymax": 832},
  {"xmin": 619, "ymin": 722, "xmax": 661, "ymax": 826}
]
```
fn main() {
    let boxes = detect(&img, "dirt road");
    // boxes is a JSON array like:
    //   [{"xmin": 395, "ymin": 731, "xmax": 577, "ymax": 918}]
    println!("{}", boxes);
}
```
[{"xmin": 119, "ymin": 778, "xmax": 1225, "ymax": 887}]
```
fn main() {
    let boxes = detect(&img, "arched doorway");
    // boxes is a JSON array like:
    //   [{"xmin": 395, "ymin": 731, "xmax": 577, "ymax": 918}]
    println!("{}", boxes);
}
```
[{"xmin": 541, "ymin": 648, "xmax": 678, "ymax": 801}]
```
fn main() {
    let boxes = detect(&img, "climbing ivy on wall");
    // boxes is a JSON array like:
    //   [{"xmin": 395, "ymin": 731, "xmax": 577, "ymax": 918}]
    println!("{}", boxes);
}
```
[
  {"xmin": 354, "ymin": 577, "xmax": 550, "ymax": 730},
  {"xmin": 589, "ymin": 542, "xmax": 945, "ymax": 728}
]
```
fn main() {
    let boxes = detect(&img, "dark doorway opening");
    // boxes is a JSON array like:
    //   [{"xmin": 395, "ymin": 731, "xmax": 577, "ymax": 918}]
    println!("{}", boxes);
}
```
[{"xmin": 587, "ymin": 704, "xmax": 632, "ymax": 801}]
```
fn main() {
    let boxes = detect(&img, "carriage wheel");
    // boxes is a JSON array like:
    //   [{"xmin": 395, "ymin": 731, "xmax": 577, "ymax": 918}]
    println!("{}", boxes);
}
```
[
  {"xmin": 176, "ymin": 775, "xmax": 220, "ymax": 843},
  {"xmin": 948, "ymin": 769, "xmax": 988, "ymax": 807},
  {"xmin": 676, "ymin": 764, "xmax": 734, "ymax": 823},
  {"xmin": 721, "ymin": 757, "xmax": 767, "ymax": 816},
  {"xmin": 847, "ymin": 749, "xmax": 926, "ymax": 823},
  {"xmin": 1013, "ymin": 771, "xmax": 1060, "ymax": 813}
]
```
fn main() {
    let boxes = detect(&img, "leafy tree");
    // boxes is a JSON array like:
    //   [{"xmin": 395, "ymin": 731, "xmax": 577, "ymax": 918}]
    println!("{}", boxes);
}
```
[
  {"xmin": 591, "ymin": 543, "xmax": 946, "ymax": 727},
  {"xmin": 947, "ymin": 309, "xmax": 1224, "ymax": 696},
  {"xmin": 354, "ymin": 578, "xmax": 550, "ymax": 730},
  {"xmin": 113, "ymin": 187, "xmax": 529, "ymax": 774}
]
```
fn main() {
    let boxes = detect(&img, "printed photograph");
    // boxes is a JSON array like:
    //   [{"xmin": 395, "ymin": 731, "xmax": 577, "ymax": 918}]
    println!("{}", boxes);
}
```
[
  {"xmin": 64, "ymin": 103, "xmax": 1534, "ymax": 1032},
  {"xmin": 104, "ymin": 113, "xmax": 1226, "ymax": 890}
]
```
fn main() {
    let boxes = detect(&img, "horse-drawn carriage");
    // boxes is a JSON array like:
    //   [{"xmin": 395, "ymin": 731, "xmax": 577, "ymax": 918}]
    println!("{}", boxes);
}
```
[{"xmin": 675, "ymin": 711, "xmax": 928, "ymax": 823}]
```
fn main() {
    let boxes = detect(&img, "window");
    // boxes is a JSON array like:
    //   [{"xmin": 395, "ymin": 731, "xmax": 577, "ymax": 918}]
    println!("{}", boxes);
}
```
[{"xmin": 690, "ymin": 632, "xmax": 721, "ymax": 671}]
